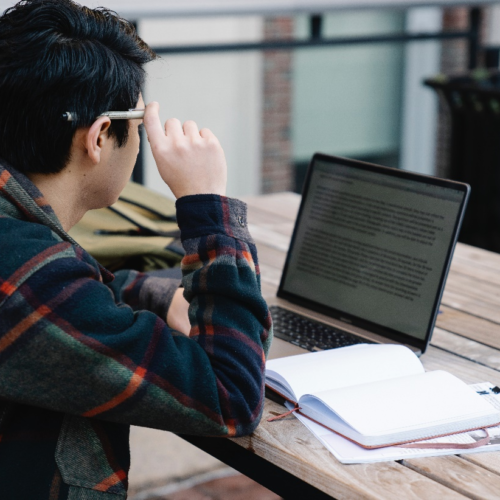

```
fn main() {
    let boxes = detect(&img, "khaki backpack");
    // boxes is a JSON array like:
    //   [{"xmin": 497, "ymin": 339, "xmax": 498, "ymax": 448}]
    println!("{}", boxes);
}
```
[{"xmin": 69, "ymin": 182, "xmax": 183, "ymax": 272}]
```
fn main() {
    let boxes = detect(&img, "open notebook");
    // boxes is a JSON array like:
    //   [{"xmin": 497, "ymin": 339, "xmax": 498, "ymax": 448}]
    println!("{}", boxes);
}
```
[{"xmin": 265, "ymin": 344, "xmax": 500, "ymax": 448}]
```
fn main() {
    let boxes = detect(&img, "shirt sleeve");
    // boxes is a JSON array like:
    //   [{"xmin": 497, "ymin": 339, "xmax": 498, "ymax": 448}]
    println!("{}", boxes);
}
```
[
  {"xmin": 0, "ymin": 195, "xmax": 273, "ymax": 437},
  {"xmin": 107, "ymin": 269, "xmax": 181, "ymax": 319}
]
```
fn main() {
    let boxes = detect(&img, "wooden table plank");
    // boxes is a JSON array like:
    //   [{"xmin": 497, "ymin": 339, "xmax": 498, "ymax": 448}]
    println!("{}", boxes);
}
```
[
  {"xmin": 256, "ymin": 243, "xmax": 287, "ymax": 270},
  {"xmin": 441, "ymin": 288, "xmax": 500, "ymax": 325},
  {"xmin": 254, "ymin": 240, "xmax": 286, "ymax": 272},
  {"xmin": 234, "ymin": 347, "xmax": 500, "ymax": 499},
  {"xmin": 431, "ymin": 328, "xmax": 500, "ymax": 371},
  {"xmin": 231, "ymin": 400, "xmax": 467, "ymax": 500},
  {"xmin": 246, "ymin": 204, "xmax": 295, "ymax": 226},
  {"xmin": 419, "ymin": 346, "xmax": 500, "ymax": 386},
  {"xmin": 461, "ymin": 452, "xmax": 500, "ymax": 476},
  {"xmin": 243, "ymin": 192, "xmax": 301, "ymax": 222},
  {"xmin": 445, "ymin": 274, "xmax": 500, "ymax": 306},
  {"xmin": 453, "ymin": 244, "xmax": 500, "ymax": 271},
  {"xmin": 402, "ymin": 456, "xmax": 500, "ymax": 500},
  {"xmin": 436, "ymin": 306, "xmax": 500, "ymax": 350},
  {"xmin": 249, "ymin": 223, "xmax": 292, "ymax": 253},
  {"xmin": 259, "ymin": 262, "xmax": 283, "ymax": 287},
  {"xmin": 245, "ymin": 205, "xmax": 296, "ymax": 237},
  {"xmin": 450, "ymin": 257, "xmax": 500, "ymax": 287},
  {"xmin": 242, "ymin": 192, "xmax": 500, "ymax": 498},
  {"xmin": 260, "ymin": 279, "xmax": 278, "ymax": 299}
]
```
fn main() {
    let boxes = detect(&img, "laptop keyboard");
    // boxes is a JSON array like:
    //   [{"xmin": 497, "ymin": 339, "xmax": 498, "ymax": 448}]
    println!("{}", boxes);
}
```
[{"xmin": 270, "ymin": 305, "xmax": 372, "ymax": 351}]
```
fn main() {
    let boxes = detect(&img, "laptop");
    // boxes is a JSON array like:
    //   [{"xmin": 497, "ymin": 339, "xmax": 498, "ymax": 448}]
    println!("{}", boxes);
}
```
[{"xmin": 267, "ymin": 153, "xmax": 470, "ymax": 360}]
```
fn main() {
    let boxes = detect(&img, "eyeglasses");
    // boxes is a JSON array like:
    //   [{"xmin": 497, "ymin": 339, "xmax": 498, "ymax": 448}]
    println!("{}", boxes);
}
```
[{"xmin": 62, "ymin": 108, "xmax": 145, "ymax": 122}]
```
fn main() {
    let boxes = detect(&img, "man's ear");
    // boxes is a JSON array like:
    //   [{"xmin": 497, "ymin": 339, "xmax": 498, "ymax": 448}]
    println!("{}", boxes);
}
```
[{"xmin": 86, "ymin": 117, "xmax": 112, "ymax": 164}]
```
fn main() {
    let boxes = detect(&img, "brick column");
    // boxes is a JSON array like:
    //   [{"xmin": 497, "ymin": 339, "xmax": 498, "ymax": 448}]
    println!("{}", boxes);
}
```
[
  {"xmin": 261, "ymin": 17, "xmax": 294, "ymax": 193},
  {"xmin": 435, "ymin": 7, "xmax": 483, "ymax": 178}
]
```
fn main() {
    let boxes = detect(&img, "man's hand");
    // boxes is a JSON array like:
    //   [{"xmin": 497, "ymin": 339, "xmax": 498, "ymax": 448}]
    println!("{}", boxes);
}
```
[
  {"xmin": 167, "ymin": 288, "xmax": 191, "ymax": 336},
  {"xmin": 143, "ymin": 102, "xmax": 227, "ymax": 198}
]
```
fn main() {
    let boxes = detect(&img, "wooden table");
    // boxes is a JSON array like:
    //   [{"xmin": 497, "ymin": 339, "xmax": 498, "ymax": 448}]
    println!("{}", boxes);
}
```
[{"xmin": 183, "ymin": 192, "xmax": 500, "ymax": 500}]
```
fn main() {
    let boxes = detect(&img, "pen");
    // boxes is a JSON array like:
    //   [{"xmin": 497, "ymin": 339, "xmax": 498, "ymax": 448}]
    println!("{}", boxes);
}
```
[{"xmin": 62, "ymin": 109, "xmax": 145, "ymax": 121}]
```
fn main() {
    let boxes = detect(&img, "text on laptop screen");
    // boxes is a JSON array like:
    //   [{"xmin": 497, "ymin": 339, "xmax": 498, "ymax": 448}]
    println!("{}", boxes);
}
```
[{"xmin": 282, "ymin": 159, "xmax": 466, "ymax": 341}]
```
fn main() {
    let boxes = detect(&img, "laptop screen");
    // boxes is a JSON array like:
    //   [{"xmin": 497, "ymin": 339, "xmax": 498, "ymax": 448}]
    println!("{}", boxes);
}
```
[{"xmin": 279, "ymin": 154, "xmax": 469, "ymax": 348}]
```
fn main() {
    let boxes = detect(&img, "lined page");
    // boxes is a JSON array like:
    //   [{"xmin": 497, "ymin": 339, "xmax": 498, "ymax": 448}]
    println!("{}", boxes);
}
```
[{"xmin": 265, "ymin": 344, "xmax": 424, "ymax": 401}]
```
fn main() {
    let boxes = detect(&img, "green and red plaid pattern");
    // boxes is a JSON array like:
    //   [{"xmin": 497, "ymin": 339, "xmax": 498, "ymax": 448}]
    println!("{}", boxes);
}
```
[{"xmin": 0, "ymin": 161, "xmax": 272, "ymax": 499}]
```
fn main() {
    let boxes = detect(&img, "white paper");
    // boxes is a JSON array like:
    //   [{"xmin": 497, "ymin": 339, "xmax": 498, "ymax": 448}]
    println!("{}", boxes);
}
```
[
  {"xmin": 301, "ymin": 371, "xmax": 499, "ymax": 439},
  {"xmin": 289, "ymin": 382, "xmax": 500, "ymax": 464},
  {"xmin": 266, "ymin": 343, "xmax": 424, "ymax": 401}
]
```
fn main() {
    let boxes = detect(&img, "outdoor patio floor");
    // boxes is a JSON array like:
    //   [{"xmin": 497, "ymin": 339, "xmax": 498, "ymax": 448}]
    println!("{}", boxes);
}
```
[{"xmin": 128, "ymin": 426, "xmax": 281, "ymax": 500}]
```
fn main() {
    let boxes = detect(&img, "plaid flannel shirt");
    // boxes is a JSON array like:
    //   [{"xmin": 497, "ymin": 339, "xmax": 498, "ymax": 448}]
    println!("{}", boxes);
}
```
[{"xmin": 0, "ymin": 161, "xmax": 272, "ymax": 499}]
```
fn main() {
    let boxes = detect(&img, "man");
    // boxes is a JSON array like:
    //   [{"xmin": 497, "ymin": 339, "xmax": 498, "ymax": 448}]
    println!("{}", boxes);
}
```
[{"xmin": 0, "ymin": 0, "xmax": 272, "ymax": 498}]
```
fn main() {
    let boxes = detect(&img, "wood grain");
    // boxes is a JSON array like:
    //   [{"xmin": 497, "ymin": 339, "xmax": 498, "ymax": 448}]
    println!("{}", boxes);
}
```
[
  {"xmin": 248, "ymin": 223, "xmax": 291, "ymax": 253},
  {"xmin": 259, "ymin": 262, "xmax": 283, "ymax": 287},
  {"xmin": 231, "ymin": 400, "xmax": 467, "ymax": 500},
  {"xmin": 445, "ymin": 274, "xmax": 500, "ymax": 307},
  {"xmin": 431, "ymin": 328, "xmax": 500, "ymax": 371},
  {"xmin": 246, "ymin": 204, "xmax": 296, "ymax": 226},
  {"xmin": 240, "ymin": 192, "xmax": 500, "ymax": 498},
  {"xmin": 245, "ymin": 205, "xmax": 296, "ymax": 237},
  {"xmin": 461, "ymin": 452, "xmax": 500, "ymax": 476},
  {"xmin": 419, "ymin": 346, "xmax": 500, "ymax": 385},
  {"xmin": 260, "ymin": 280, "xmax": 278, "ymax": 299},
  {"xmin": 450, "ymin": 258, "xmax": 500, "ymax": 287},
  {"xmin": 441, "ymin": 288, "xmax": 500, "ymax": 325},
  {"xmin": 454, "ymin": 244, "xmax": 500, "ymax": 270},
  {"xmin": 243, "ymin": 192, "xmax": 301, "ymax": 222},
  {"xmin": 403, "ymin": 455, "xmax": 500, "ymax": 499},
  {"xmin": 436, "ymin": 306, "xmax": 500, "ymax": 350},
  {"xmin": 254, "ymin": 240, "xmax": 287, "ymax": 272}
]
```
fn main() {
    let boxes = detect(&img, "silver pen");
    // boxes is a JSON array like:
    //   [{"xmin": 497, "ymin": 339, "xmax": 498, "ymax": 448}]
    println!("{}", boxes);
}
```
[{"xmin": 62, "ymin": 108, "xmax": 145, "ymax": 122}]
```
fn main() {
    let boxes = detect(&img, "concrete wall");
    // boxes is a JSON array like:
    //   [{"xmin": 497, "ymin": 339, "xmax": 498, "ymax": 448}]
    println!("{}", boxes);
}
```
[
  {"xmin": 292, "ymin": 11, "xmax": 405, "ymax": 163},
  {"xmin": 400, "ymin": 7, "xmax": 441, "ymax": 175},
  {"xmin": 138, "ymin": 17, "xmax": 263, "ymax": 199}
]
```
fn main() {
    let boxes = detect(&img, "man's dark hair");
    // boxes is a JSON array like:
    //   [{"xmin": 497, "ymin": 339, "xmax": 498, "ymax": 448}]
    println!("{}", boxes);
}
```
[{"xmin": 0, "ymin": 0, "xmax": 157, "ymax": 174}]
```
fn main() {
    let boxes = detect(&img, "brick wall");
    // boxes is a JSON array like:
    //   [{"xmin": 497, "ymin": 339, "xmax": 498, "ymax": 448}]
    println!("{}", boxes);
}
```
[
  {"xmin": 434, "ymin": 7, "xmax": 471, "ymax": 178},
  {"xmin": 261, "ymin": 10, "xmax": 483, "ymax": 189},
  {"xmin": 434, "ymin": 7, "xmax": 490, "ymax": 179},
  {"xmin": 261, "ymin": 17, "xmax": 294, "ymax": 194}
]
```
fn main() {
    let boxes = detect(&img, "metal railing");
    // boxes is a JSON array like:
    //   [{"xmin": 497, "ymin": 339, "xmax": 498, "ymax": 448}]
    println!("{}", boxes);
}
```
[{"xmin": 132, "ymin": 7, "xmax": 483, "ymax": 184}]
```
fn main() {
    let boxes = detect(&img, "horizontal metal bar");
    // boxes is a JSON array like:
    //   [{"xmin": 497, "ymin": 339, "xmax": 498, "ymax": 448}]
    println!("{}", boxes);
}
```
[
  {"xmin": 99, "ymin": 0, "xmax": 500, "ymax": 20},
  {"xmin": 151, "ymin": 30, "xmax": 471, "ymax": 55}
]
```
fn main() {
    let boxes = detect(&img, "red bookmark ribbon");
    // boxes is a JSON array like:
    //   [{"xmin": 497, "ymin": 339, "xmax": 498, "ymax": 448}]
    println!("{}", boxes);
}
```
[{"xmin": 267, "ymin": 405, "xmax": 301, "ymax": 422}]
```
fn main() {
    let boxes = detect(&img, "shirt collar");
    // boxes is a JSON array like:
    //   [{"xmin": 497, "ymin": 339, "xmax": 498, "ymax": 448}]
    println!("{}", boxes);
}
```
[{"xmin": 0, "ymin": 160, "xmax": 114, "ymax": 283}]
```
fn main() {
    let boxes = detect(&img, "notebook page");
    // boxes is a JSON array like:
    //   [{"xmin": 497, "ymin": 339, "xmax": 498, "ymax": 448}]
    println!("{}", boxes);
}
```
[
  {"xmin": 305, "ymin": 370, "xmax": 499, "ymax": 437},
  {"xmin": 265, "ymin": 343, "xmax": 424, "ymax": 401},
  {"xmin": 293, "ymin": 408, "xmax": 500, "ymax": 464}
]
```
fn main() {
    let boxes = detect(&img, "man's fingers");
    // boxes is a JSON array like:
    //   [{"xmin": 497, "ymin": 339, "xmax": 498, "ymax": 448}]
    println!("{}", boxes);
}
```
[
  {"xmin": 146, "ymin": 111, "xmax": 227, "ymax": 197},
  {"xmin": 199, "ymin": 127, "xmax": 215, "ymax": 140},
  {"xmin": 165, "ymin": 118, "xmax": 183, "ymax": 138},
  {"xmin": 143, "ymin": 102, "xmax": 166, "ymax": 148},
  {"xmin": 183, "ymin": 120, "xmax": 199, "ymax": 138}
]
